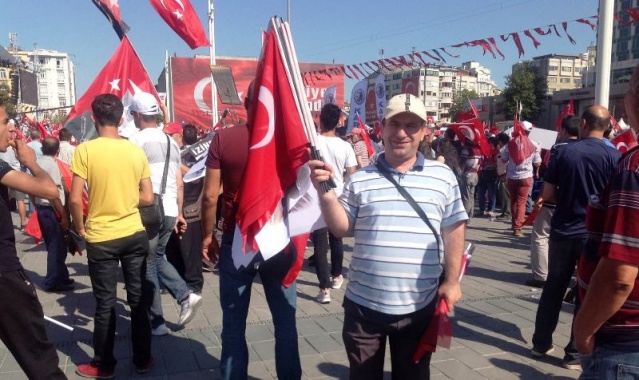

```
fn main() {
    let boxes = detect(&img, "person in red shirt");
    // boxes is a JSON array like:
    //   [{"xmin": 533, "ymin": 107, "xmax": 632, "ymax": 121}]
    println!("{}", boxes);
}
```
[
  {"xmin": 574, "ymin": 64, "xmax": 639, "ymax": 378},
  {"xmin": 200, "ymin": 82, "xmax": 302, "ymax": 379}
]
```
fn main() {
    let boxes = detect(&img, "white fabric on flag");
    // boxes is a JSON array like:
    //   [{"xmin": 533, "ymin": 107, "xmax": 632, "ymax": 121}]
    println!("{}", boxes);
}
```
[{"xmin": 323, "ymin": 85, "xmax": 337, "ymax": 106}]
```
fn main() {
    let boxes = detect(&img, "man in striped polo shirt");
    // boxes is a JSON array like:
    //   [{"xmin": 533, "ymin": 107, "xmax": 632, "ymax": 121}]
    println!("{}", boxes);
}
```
[{"xmin": 310, "ymin": 94, "xmax": 468, "ymax": 379}]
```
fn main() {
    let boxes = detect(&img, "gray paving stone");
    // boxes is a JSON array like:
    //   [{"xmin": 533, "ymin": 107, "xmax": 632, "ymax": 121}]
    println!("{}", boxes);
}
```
[
  {"xmin": 245, "ymin": 325, "xmax": 274, "ymax": 343},
  {"xmin": 304, "ymin": 334, "xmax": 343, "ymax": 353},
  {"xmin": 251, "ymin": 340, "xmax": 276, "ymax": 361}
]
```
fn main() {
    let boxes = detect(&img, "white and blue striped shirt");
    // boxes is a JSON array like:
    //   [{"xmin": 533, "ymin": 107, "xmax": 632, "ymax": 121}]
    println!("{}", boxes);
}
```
[{"xmin": 339, "ymin": 152, "xmax": 468, "ymax": 315}]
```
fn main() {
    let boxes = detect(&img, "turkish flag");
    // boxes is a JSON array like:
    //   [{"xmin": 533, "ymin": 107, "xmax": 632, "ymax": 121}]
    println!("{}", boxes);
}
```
[
  {"xmin": 357, "ymin": 115, "xmax": 375, "ymax": 158},
  {"xmin": 148, "ymin": 0, "xmax": 209, "ymax": 49},
  {"xmin": 64, "ymin": 37, "xmax": 159, "ymax": 142},
  {"xmin": 234, "ymin": 28, "xmax": 309, "ymax": 254},
  {"xmin": 92, "ymin": 0, "xmax": 130, "ymax": 40},
  {"xmin": 554, "ymin": 99, "xmax": 574, "ymax": 131},
  {"xmin": 456, "ymin": 100, "xmax": 479, "ymax": 122},
  {"xmin": 508, "ymin": 117, "xmax": 536, "ymax": 165},
  {"xmin": 448, "ymin": 119, "xmax": 491, "ymax": 157},
  {"xmin": 612, "ymin": 129, "xmax": 638, "ymax": 153},
  {"xmin": 610, "ymin": 116, "xmax": 623, "ymax": 134}
]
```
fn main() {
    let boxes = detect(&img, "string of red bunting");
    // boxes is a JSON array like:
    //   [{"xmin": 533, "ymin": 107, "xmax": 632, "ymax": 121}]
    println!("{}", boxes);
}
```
[{"xmin": 301, "ymin": 6, "xmax": 639, "ymax": 83}]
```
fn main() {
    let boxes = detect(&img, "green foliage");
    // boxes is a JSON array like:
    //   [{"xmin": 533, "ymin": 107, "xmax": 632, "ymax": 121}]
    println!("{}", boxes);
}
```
[
  {"xmin": 449, "ymin": 89, "xmax": 479, "ymax": 121},
  {"xmin": 501, "ymin": 62, "xmax": 548, "ymax": 120},
  {"xmin": 0, "ymin": 84, "xmax": 16, "ymax": 116}
]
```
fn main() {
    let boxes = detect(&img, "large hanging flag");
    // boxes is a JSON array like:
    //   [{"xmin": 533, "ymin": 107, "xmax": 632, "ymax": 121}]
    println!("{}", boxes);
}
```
[
  {"xmin": 148, "ymin": 0, "xmax": 209, "ymax": 49},
  {"xmin": 347, "ymin": 78, "xmax": 368, "ymax": 133},
  {"xmin": 234, "ymin": 25, "xmax": 310, "ymax": 256},
  {"xmin": 64, "ymin": 37, "xmax": 159, "ymax": 142},
  {"xmin": 92, "ymin": 0, "xmax": 130, "ymax": 40}
]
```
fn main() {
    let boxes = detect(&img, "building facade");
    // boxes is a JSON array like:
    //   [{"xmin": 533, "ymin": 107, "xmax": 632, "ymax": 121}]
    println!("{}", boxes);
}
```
[
  {"xmin": 13, "ymin": 47, "xmax": 76, "ymax": 117},
  {"xmin": 521, "ymin": 53, "xmax": 588, "ymax": 95},
  {"xmin": 378, "ymin": 60, "xmax": 498, "ymax": 123}
]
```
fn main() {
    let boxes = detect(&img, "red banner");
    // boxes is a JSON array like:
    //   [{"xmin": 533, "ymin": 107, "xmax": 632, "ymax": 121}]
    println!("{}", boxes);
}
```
[
  {"xmin": 170, "ymin": 56, "xmax": 344, "ymax": 129},
  {"xmin": 402, "ymin": 76, "xmax": 420, "ymax": 96}
]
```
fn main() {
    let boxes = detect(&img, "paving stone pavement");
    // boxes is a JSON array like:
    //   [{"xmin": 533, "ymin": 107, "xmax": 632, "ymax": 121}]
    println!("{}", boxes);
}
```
[{"xmin": 2, "ymin": 212, "xmax": 581, "ymax": 379}]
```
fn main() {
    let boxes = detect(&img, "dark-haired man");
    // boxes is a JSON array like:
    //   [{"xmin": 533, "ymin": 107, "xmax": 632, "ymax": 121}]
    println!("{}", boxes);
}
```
[
  {"xmin": 35, "ymin": 137, "xmax": 73, "ymax": 292},
  {"xmin": 0, "ymin": 104, "xmax": 67, "ymax": 379},
  {"xmin": 531, "ymin": 105, "xmax": 621, "ymax": 370},
  {"xmin": 312, "ymin": 103, "xmax": 357, "ymax": 304},
  {"xmin": 71, "ymin": 94, "xmax": 155, "ymax": 378},
  {"xmin": 526, "ymin": 116, "xmax": 579, "ymax": 288}
]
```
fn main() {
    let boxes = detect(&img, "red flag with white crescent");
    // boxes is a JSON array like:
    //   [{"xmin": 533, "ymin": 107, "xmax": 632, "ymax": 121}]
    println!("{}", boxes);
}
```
[
  {"xmin": 612, "ymin": 128, "xmax": 638, "ymax": 153},
  {"xmin": 554, "ymin": 99, "xmax": 574, "ymax": 131},
  {"xmin": 148, "ymin": 0, "xmax": 209, "ymax": 49},
  {"xmin": 64, "ymin": 37, "xmax": 159, "ymax": 142},
  {"xmin": 234, "ymin": 27, "xmax": 310, "ymax": 253},
  {"xmin": 508, "ymin": 117, "xmax": 536, "ymax": 165}
]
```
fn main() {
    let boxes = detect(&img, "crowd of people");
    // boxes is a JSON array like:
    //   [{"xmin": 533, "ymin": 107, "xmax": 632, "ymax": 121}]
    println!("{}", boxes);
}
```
[{"xmin": 1, "ymin": 64, "xmax": 639, "ymax": 379}]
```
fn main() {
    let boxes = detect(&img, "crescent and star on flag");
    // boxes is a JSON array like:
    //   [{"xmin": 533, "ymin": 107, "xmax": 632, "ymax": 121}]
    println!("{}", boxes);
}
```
[{"xmin": 160, "ymin": 0, "xmax": 186, "ymax": 20}]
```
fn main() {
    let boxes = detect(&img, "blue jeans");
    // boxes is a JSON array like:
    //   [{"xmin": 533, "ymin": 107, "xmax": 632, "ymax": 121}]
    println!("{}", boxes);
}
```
[
  {"xmin": 532, "ymin": 237, "xmax": 584, "ymax": 362},
  {"xmin": 581, "ymin": 346, "xmax": 639, "ymax": 379},
  {"xmin": 36, "ymin": 206, "xmax": 70, "ymax": 289},
  {"xmin": 145, "ymin": 215, "xmax": 191, "ymax": 328},
  {"xmin": 219, "ymin": 231, "xmax": 301, "ymax": 380},
  {"xmin": 476, "ymin": 169, "xmax": 497, "ymax": 214}
]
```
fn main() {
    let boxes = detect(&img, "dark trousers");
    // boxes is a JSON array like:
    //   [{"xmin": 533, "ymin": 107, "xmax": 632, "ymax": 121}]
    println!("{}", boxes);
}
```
[
  {"xmin": 0, "ymin": 269, "xmax": 67, "ymax": 379},
  {"xmin": 86, "ymin": 231, "xmax": 151, "ymax": 372},
  {"xmin": 342, "ymin": 297, "xmax": 436, "ymax": 380},
  {"xmin": 532, "ymin": 237, "xmax": 584, "ymax": 362},
  {"xmin": 311, "ymin": 227, "xmax": 344, "ymax": 289},
  {"xmin": 476, "ymin": 169, "xmax": 497, "ymax": 214},
  {"xmin": 166, "ymin": 220, "xmax": 204, "ymax": 292},
  {"xmin": 36, "ymin": 206, "xmax": 70, "ymax": 289}
]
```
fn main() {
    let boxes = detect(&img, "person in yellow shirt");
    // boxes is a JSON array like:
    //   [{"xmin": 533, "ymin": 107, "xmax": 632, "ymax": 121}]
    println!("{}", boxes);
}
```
[{"xmin": 69, "ymin": 94, "xmax": 155, "ymax": 379}]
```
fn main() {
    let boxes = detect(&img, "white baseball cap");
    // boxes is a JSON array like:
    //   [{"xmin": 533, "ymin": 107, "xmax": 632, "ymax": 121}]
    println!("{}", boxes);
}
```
[
  {"xmin": 129, "ymin": 92, "xmax": 160, "ymax": 115},
  {"xmin": 522, "ymin": 121, "xmax": 534, "ymax": 131},
  {"xmin": 383, "ymin": 94, "xmax": 427, "ymax": 123}
]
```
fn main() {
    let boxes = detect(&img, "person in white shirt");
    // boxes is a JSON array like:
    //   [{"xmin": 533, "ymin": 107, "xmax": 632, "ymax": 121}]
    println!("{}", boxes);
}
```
[
  {"xmin": 312, "ymin": 104, "xmax": 358, "ymax": 304},
  {"xmin": 57, "ymin": 128, "xmax": 75, "ymax": 166},
  {"xmin": 128, "ymin": 92, "xmax": 202, "ymax": 336}
]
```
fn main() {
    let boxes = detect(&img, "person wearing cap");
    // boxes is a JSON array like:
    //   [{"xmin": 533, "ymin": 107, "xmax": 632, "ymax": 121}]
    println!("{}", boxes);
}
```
[
  {"xmin": 500, "ymin": 120, "xmax": 542, "ymax": 236},
  {"xmin": 128, "ymin": 92, "xmax": 202, "ymax": 336},
  {"xmin": 310, "ymin": 93, "xmax": 468, "ymax": 379},
  {"xmin": 531, "ymin": 105, "xmax": 621, "ymax": 370}
]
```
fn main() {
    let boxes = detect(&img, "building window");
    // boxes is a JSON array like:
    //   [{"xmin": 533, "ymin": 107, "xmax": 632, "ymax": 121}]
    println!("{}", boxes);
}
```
[
  {"xmin": 548, "ymin": 77, "xmax": 557, "ymax": 83},
  {"xmin": 59, "ymin": 98, "xmax": 66, "ymax": 107},
  {"xmin": 548, "ymin": 65, "xmax": 558, "ymax": 72},
  {"xmin": 561, "ymin": 66, "xmax": 572, "ymax": 73},
  {"xmin": 58, "ymin": 83, "xmax": 65, "ymax": 93},
  {"xmin": 560, "ymin": 78, "xmax": 571, "ymax": 83},
  {"xmin": 393, "ymin": 83, "xmax": 401, "ymax": 90},
  {"xmin": 39, "ymin": 83, "xmax": 48, "ymax": 92},
  {"xmin": 41, "ymin": 98, "xmax": 49, "ymax": 107},
  {"xmin": 56, "ymin": 59, "xmax": 62, "ymax": 68},
  {"xmin": 574, "ymin": 79, "xmax": 582, "ymax": 85},
  {"xmin": 0, "ymin": 70, "xmax": 6, "ymax": 79},
  {"xmin": 392, "ymin": 73, "xmax": 402, "ymax": 80}
]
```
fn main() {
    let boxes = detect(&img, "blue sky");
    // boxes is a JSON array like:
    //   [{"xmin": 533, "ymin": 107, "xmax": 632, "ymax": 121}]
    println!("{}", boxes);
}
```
[{"xmin": 1, "ymin": 0, "xmax": 598, "ymax": 97}]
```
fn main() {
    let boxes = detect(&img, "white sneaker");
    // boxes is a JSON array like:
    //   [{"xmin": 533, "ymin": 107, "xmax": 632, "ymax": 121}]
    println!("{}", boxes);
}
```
[
  {"xmin": 316, "ymin": 289, "xmax": 331, "ymax": 304},
  {"xmin": 331, "ymin": 275, "xmax": 344, "ymax": 289},
  {"xmin": 151, "ymin": 324, "xmax": 170, "ymax": 336},
  {"xmin": 178, "ymin": 292, "xmax": 202, "ymax": 326}
]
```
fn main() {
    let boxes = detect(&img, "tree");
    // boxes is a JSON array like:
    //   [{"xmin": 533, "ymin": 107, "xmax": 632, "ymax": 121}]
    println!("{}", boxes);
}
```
[
  {"xmin": 0, "ymin": 84, "xmax": 16, "ymax": 116},
  {"xmin": 449, "ymin": 89, "xmax": 479, "ymax": 121},
  {"xmin": 501, "ymin": 61, "xmax": 548, "ymax": 121}
]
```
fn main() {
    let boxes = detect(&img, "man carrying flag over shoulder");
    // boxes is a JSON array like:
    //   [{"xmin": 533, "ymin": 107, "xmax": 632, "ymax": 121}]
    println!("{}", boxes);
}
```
[
  {"xmin": 200, "ymin": 18, "xmax": 311, "ymax": 376},
  {"xmin": 310, "ymin": 93, "xmax": 468, "ymax": 379}
]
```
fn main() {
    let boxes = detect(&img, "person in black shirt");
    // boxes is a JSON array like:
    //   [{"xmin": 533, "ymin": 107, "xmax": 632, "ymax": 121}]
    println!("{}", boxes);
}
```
[{"xmin": 0, "ymin": 104, "xmax": 67, "ymax": 379}]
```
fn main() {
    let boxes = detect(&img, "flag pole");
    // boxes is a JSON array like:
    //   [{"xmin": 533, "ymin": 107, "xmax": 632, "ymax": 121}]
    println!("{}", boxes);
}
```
[
  {"xmin": 164, "ymin": 50, "xmax": 172, "ymax": 120},
  {"xmin": 272, "ymin": 18, "xmax": 335, "ymax": 191},
  {"xmin": 208, "ymin": 0, "xmax": 219, "ymax": 129}
]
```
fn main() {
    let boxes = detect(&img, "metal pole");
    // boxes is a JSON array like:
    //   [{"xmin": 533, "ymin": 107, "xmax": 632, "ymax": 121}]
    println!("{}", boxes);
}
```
[
  {"xmin": 287, "ymin": 0, "xmax": 291, "ymax": 24},
  {"xmin": 208, "ymin": 0, "xmax": 218, "ymax": 128},
  {"xmin": 595, "ymin": 0, "xmax": 614, "ymax": 108}
]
